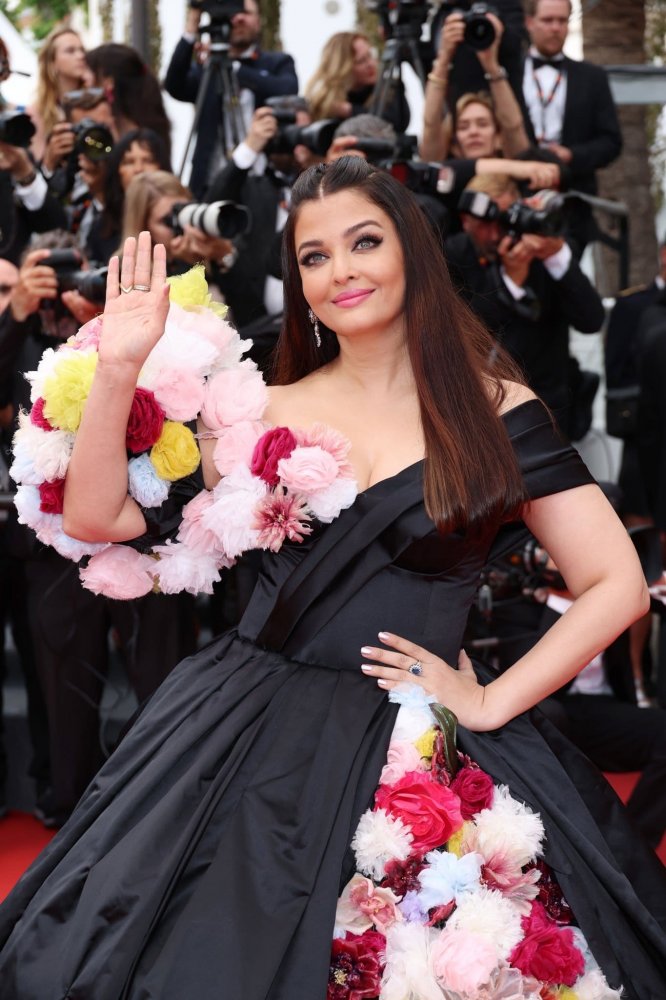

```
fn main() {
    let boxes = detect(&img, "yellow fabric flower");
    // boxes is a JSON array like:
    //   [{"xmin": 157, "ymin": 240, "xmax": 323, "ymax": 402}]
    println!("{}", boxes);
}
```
[
  {"xmin": 150, "ymin": 421, "xmax": 200, "ymax": 481},
  {"xmin": 447, "ymin": 822, "xmax": 472, "ymax": 858},
  {"xmin": 558, "ymin": 990, "xmax": 579, "ymax": 1000},
  {"xmin": 167, "ymin": 264, "xmax": 228, "ymax": 318},
  {"xmin": 414, "ymin": 728, "xmax": 436, "ymax": 759},
  {"xmin": 43, "ymin": 352, "xmax": 98, "ymax": 432}
]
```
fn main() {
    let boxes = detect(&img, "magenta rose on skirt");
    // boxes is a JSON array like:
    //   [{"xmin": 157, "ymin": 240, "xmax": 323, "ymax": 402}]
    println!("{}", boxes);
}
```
[{"xmin": 375, "ymin": 771, "xmax": 463, "ymax": 856}]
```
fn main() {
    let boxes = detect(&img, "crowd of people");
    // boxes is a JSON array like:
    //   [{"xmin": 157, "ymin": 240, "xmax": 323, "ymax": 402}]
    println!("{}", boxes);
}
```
[
  {"xmin": 0, "ymin": 0, "xmax": 664, "ymax": 885},
  {"xmin": 0, "ymin": 1, "xmax": 665, "ymax": 996}
]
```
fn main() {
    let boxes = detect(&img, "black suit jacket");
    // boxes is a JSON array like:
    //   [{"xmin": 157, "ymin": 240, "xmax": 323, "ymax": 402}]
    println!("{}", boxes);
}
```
[
  {"xmin": 445, "ymin": 232, "xmax": 604, "ymax": 425},
  {"xmin": 164, "ymin": 39, "xmax": 298, "ymax": 198},
  {"xmin": 523, "ymin": 56, "xmax": 622, "ymax": 195}
]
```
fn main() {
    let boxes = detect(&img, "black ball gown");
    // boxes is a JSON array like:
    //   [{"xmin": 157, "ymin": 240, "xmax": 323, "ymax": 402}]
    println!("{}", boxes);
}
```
[{"xmin": 0, "ymin": 399, "xmax": 665, "ymax": 999}]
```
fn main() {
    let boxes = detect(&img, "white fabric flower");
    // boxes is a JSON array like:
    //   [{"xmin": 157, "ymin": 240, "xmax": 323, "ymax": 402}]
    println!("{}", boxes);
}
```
[
  {"xmin": 575, "ymin": 969, "xmax": 624, "ymax": 1000},
  {"xmin": 12, "ymin": 414, "xmax": 74, "ymax": 483},
  {"xmin": 25, "ymin": 345, "xmax": 68, "ymax": 402},
  {"xmin": 307, "ymin": 476, "xmax": 358, "ymax": 523},
  {"xmin": 448, "ymin": 886, "xmax": 523, "ymax": 960},
  {"xmin": 351, "ymin": 807, "xmax": 413, "ymax": 881},
  {"xmin": 390, "ymin": 703, "xmax": 437, "ymax": 744},
  {"xmin": 203, "ymin": 465, "xmax": 266, "ymax": 558},
  {"xmin": 381, "ymin": 923, "xmax": 443, "ymax": 1000},
  {"xmin": 417, "ymin": 850, "xmax": 483, "ymax": 910},
  {"xmin": 472, "ymin": 785, "xmax": 545, "ymax": 869}
]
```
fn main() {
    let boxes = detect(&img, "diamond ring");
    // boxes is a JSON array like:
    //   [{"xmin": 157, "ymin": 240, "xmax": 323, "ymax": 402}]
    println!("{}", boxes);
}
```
[{"xmin": 408, "ymin": 661, "xmax": 423, "ymax": 676}]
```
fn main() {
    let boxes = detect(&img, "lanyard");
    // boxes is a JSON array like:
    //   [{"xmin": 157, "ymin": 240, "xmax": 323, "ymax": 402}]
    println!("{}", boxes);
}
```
[{"xmin": 532, "ymin": 63, "xmax": 564, "ymax": 144}]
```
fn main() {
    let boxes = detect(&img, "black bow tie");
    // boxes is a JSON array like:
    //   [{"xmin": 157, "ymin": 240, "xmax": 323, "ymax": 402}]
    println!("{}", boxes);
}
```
[{"xmin": 532, "ymin": 56, "xmax": 564, "ymax": 71}]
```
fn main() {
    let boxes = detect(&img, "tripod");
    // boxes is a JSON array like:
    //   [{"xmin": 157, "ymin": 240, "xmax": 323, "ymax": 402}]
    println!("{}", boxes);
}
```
[
  {"xmin": 179, "ymin": 20, "xmax": 248, "ymax": 180},
  {"xmin": 370, "ymin": 24, "xmax": 427, "ymax": 121}
]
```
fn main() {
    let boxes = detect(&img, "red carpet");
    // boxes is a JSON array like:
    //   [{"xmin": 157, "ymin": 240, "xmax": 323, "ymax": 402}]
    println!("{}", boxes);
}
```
[{"xmin": 0, "ymin": 776, "xmax": 663, "ymax": 903}]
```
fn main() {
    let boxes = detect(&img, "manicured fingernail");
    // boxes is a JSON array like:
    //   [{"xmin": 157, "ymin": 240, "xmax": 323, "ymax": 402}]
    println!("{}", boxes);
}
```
[
  {"xmin": 361, "ymin": 664, "xmax": 374, "ymax": 672},
  {"xmin": 378, "ymin": 631, "xmax": 390, "ymax": 641},
  {"xmin": 361, "ymin": 646, "xmax": 374, "ymax": 656},
  {"xmin": 377, "ymin": 679, "xmax": 389, "ymax": 688}
]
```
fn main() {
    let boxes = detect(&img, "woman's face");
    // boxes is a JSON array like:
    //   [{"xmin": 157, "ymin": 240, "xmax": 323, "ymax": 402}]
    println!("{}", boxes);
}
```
[
  {"xmin": 118, "ymin": 142, "xmax": 160, "ymax": 191},
  {"xmin": 455, "ymin": 102, "xmax": 498, "ymax": 159},
  {"xmin": 52, "ymin": 33, "xmax": 87, "ymax": 83},
  {"xmin": 147, "ymin": 195, "xmax": 182, "ymax": 255},
  {"xmin": 295, "ymin": 188, "xmax": 406, "ymax": 343},
  {"xmin": 351, "ymin": 38, "xmax": 377, "ymax": 90}
]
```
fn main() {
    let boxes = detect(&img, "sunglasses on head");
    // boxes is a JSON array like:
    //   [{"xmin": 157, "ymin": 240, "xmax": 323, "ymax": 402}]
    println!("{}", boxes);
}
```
[{"xmin": 62, "ymin": 87, "xmax": 106, "ymax": 111}]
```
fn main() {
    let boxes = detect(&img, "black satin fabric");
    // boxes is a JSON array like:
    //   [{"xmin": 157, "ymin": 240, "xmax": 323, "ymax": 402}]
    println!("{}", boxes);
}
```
[{"xmin": 1, "ymin": 399, "xmax": 665, "ymax": 999}]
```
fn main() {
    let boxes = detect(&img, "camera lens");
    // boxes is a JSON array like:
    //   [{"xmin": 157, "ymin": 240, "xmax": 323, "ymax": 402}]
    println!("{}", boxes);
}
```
[{"xmin": 464, "ymin": 13, "xmax": 496, "ymax": 51}]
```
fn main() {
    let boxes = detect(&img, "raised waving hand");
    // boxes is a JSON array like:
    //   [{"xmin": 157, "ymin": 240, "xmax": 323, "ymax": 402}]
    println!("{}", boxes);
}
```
[{"xmin": 101, "ymin": 231, "xmax": 171, "ymax": 371}]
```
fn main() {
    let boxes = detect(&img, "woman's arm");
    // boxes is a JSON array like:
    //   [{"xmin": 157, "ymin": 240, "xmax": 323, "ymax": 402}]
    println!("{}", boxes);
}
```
[
  {"xmin": 475, "ymin": 156, "xmax": 561, "ymax": 191},
  {"xmin": 361, "ymin": 483, "xmax": 650, "ymax": 732},
  {"xmin": 475, "ymin": 13, "xmax": 530, "ymax": 158},
  {"xmin": 62, "ymin": 233, "xmax": 171, "ymax": 542},
  {"xmin": 419, "ymin": 15, "xmax": 463, "ymax": 162}
]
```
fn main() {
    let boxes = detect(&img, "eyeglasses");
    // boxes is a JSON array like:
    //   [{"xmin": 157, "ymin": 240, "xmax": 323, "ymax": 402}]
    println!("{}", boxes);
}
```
[{"xmin": 61, "ymin": 87, "xmax": 106, "ymax": 111}]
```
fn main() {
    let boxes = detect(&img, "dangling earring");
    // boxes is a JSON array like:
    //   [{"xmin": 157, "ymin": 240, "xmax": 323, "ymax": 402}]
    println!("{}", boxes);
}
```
[{"xmin": 308, "ymin": 307, "xmax": 321, "ymax": 348}]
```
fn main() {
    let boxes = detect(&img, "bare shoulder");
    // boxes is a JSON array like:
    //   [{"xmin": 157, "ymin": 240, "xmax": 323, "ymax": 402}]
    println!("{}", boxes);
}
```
[
  {"xmin": 497, "ymin": 380, "xmax": 538, "ymax": 416},
  {"xmin": 266, "ymin": 369, "xmax": 332, "ymax": 426}
]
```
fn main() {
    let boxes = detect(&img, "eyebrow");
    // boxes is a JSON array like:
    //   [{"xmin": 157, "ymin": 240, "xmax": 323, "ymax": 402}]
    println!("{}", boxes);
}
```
[{"xmin": 297, "ymin": 219, "xmax": 384, "ymax": 255}]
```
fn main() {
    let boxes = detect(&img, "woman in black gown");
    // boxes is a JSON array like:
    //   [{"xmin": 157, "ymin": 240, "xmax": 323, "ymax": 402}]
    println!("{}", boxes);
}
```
[{"xmin": 1, "ymin": 158, "xmax": 665, "ymax": 998}]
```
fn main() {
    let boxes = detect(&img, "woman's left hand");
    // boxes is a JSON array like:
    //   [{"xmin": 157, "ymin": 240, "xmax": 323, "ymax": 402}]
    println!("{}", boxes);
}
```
[{"xmin": 360, "ymin": 631, "xmax": 488, "ymax": 730}]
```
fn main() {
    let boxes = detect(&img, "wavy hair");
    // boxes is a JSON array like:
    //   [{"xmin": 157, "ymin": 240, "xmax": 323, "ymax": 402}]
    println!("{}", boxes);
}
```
[
  {"xmin": 305, "ymin": 32, "xmax": 367, "ymax": 122},
  {"xmin": 273, "ymin": 157, "xmax": 526, "ymax": 534},
  {"xmin": 100, "ymin": 128, "xmax": 171, "ymax": 242},
  {"xmin": 120, "ymin": 170, "xmax": 191, "ymax": 247},
  {"xmin": 36, "ymin": 27, "xmax": 87, "ymax": 140}
]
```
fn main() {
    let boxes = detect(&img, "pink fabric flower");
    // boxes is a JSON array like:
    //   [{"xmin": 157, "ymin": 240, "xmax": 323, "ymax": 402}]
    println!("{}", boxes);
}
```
[
  {"xmin": 451, "ymin": 766, "xmax": 495, "ymax": 820},
  {"xmin": 79, "ymin": 546, "xmax": 156, "ymax": 599},
  {"xmin": 431, "ymin": 927, "xmax": 498, "ymax": 993},
  {"xmin": 126, "ymin": 387, "xmax": 166, "ymax": 453},
  {"xmin": 71, "ymin": 315, "xmax": 103, "ymax": 351},
  {"xmin": 149, "ymin": 368, "xmax": 206, "ymax": 422},
  {"xmin": 251, "ymin": 426, "xmax": 297, "ymax": 486},
  {"xmin": 38, "ymin": 478, "xmax": 66, "ymax": 515},
  {"xmin": 253, "ymin": 487, "xmax": 312, "ymax": 552},
  {"xmin": 277, "ymin": 445, "xmax": 339, "ymax": 494},
  {"xmin": 375, "ymin": 771, "xmax": 463, "ymax": 857},
  {"xmin": 30, "ymin": 398, "xmax": 54, "ymax": 431},
  {"xmin": 380, "ymin": 740, "xmax": 427, "ymax": 786},
  {"xmin": 200, "ymin": 366, "xmax": 268, "ymax": 429},
  {"xmin": 177, "ymin": 490, "xmax": 227, "ymax": 556},
  {"xmin": 509, "ymin": 901, "xmax": 585, "ymax": 986},
  {"xmin": 213, "ymin": 420, "xmax": 266, "ymax": 477},
  {"xmin": 295, "ymin": 422, "xmax": 355, "ymax": 479},
  {"xmin": 336, "ymin": 875, "xmax": 402, "ymax": 934}
]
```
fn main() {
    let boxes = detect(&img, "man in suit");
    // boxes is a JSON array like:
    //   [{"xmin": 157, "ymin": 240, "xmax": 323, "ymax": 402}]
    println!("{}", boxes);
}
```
[
  {"xmin": 522, "ymin": 0, "xmax": 622, "ymax": 252},
  {"xmin": 445, "ymin": 173, "xmax": 604, "ymax": 437},
  {"xmin": 164, "ymin": 0, "xmax": 298, "ymax": 198}
]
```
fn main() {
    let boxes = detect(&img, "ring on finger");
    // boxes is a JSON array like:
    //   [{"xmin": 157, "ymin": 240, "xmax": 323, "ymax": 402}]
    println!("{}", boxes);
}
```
[
  {"xmin": 407, "ymin": 660, "xmax": 423, "ymax": 676},
  {"xmin": 120, "ymin": 283, "xmax": 133, "ymax": 294},
  {"xmin": 133, "ymin": 283, "xmax": 151, "ymax": 292}
]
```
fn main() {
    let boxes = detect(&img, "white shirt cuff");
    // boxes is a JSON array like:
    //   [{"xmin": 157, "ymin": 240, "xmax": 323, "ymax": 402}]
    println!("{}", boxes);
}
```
[
  {"xmin": 543, "ymin": 242, "xmax": 572, "ymax": 280},
  {"xmin": 500, "ymin": 268, "xmax": 527, "ymax": 300},
  {"xmin": 183, "ymin": 31, "xmax": 197, "ymax": 44},
  {"xmin": 232, "ymin": 142, "xmax": 259, "ymax": 170},
  {"xmin": 15, "ymin": 171, "xmax": 48, "ymax": 211}
]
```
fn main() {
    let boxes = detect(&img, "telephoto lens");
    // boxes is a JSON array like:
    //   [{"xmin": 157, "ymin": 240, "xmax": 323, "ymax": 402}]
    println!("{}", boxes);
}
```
[
  {"xmin": 172, "ymin": 201, "xmax": 252, "ymax": 239},
  {"xmin": 0, "ymin": 110, "xmax": 36, "ymax": 148}
]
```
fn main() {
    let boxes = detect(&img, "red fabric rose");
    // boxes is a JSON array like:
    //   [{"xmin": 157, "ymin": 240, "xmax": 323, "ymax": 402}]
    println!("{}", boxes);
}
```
[
  {"xmin": 328, "ymin": 930, "xmax": 385, "ymax": 1000},
  {"xmin": 251, "ymin": 426, "xmax": 297, "ymax": 486},
  {"xmin": 450, "ymin": 765, "xmax": 495, "ymax": 820},
  {"xmin": 39, "ymin": 478, "xmax": 66, "ymax": 514},
  {"xmin": 381, "ymin": 856, "xmax": 427, "ymax": 896},
  {"xmin": 30, "ymin": 397, "xmax": 54, "ymax": 431},
  {"xmin": 509, "ymin": 900, "xmax": 585, "ymax": 986},
  {"xmin": 125, "ymin": 387, "xmax": 165, "ymax": 454},
  {"xmin": 375, "ymin": 771, "xmax": 463, "ymax": 856}
]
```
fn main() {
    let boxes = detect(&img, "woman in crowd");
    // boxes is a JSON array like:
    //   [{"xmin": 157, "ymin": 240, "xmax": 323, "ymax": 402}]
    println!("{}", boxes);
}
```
[
  {"xmin": 89, "ymin": 127, "xmax": 170, "ymax": 264},
  {"xmin": 0, "ymin": 157, "xmax": 664, "ymax": 997},
  {"xmin": 85, "ymin": 43, "xmax": 172, "ymax": 161},
  {"xmin": 421, "ymin": 10, "xmax": 530, "ymax": 163},
  {"xmin": 29, "ymin": 26, "xmax": 91, "ymax": 162},
  {"xmin": 306, "ymin": 31, "xmax": 410, "ymax": 134}
]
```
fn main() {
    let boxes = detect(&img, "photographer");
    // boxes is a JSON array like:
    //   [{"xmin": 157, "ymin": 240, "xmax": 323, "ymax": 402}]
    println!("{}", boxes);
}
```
[
  {"xmin": 0, "ymin": 233, "xmax": 197, "ymax": 826},
  {"xmin": 446, "ymin": 173, "xmax": 604, "ymax": 436},
  {"xmin": 421, "ymin": 9, "xmax": 529, "ymax": 162},
  {"xmin": 41, "ymin": 87, "xmax": 115, "ymax": 205},
  {"xmin": 164, "ymin": 0, "xmax": 298, "ymax": 198}
]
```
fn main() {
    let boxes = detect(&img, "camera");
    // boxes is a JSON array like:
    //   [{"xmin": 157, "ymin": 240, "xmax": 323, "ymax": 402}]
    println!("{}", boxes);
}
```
[
  {"xmin": 70, "ymin": 119, "xmax": 114, "ymax": 162},
  {"xmin": 161, "ymin": 201, "xmax": 251, "ymax": 240},
  {"xmin": 457, "ymin": 189, "xmax": 566, "ymax": 238},
  {"xmin": 362, "ymin": 0, "xmax": 430, "ymax": 36},
  {"xmin": 189, "ymin": 0, "xmax": 244, "ymax": 23},
  {"xmin": 42, "ymin": 249, "xmax": 108, "ymax": 304},
  {"xmin": 265, "ymin": 112, "xmax": 340, "ymax": 159},
  {"xmin": 0, "ymin": 110, "xmax": 36, "ymax": 149}
]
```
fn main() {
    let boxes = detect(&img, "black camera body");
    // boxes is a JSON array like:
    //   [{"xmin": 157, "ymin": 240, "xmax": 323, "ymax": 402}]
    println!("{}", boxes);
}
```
[
  {"xmin": 41, "ymin": 250, "xmax": 107, "ymax": 304},
  {"xmin": 457, "ymin": 189, "xmax": 566, "ymax": 238},
  {"xmin": 0, "ymin": 110, "xmax": 36, "ymax": 149},
  {"xmin": 439, "ymin": 0, "xmax": 499, "ymax": 51},
  {"xmin": 162, "ymin": 200, "xmax": 251, "ymax": 240},
  {"xmin": 265, "ymin": 116, "xmax": 340, "ymax": 159},
  {"xmin": 189, "ymin": 0, "xmax": 244, "ymax": 23}
]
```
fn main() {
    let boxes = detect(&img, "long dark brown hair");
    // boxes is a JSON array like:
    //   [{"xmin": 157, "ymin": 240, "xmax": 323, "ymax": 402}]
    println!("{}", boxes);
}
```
[{"xmin": 273, "ymin": 156, "xmax": 527, "ymax": 534}]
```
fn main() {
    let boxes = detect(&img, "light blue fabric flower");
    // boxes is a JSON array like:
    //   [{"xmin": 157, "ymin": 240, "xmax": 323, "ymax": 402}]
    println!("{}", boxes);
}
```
[
  {"xmin": 417, "ymin": 850, "xmax": 483, "ymax": 910},
  {"xmin": 128, "ymin": 453, "xmax": 170, "ymax": 508},
  {"xmin": 399, "ymin": 890, "xmax": 428, "ymax": 923},
  {"xmin": 389, "ymin": 681, "xmax": 437, "ymax": 709}
]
